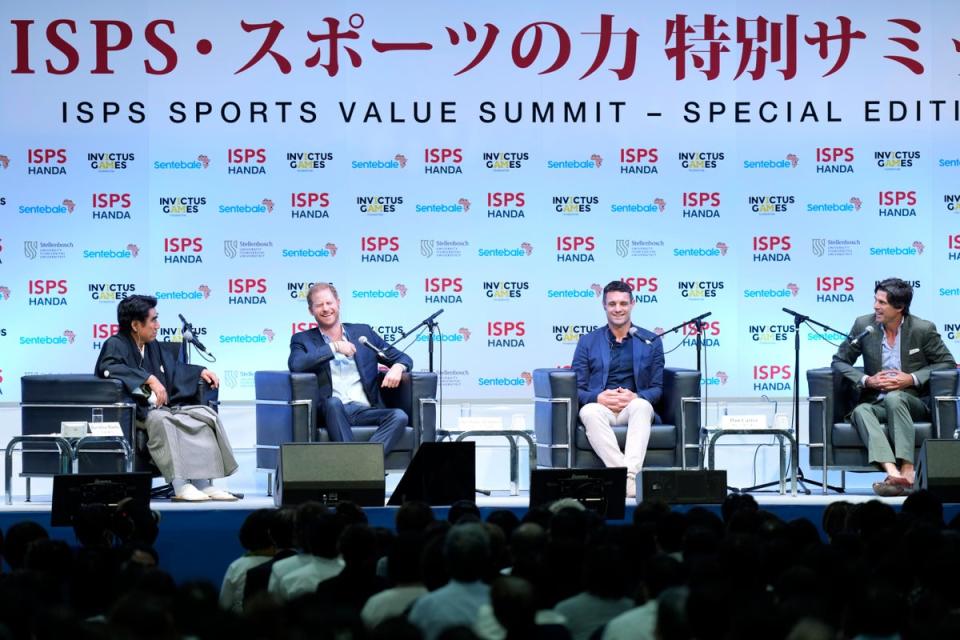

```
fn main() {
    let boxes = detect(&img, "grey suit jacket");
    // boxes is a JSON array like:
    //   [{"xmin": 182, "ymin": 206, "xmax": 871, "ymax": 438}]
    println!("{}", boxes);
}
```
[{"xmin": 832, "ymin": 313, "xmax": 956, "ymax": 403}]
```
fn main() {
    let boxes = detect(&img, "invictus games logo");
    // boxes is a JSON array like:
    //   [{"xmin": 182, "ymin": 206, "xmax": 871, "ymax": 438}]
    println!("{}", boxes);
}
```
[
  {"xmin": 356, "ymin": 195, "xmax": 401, "ymax": 215},
  {"xmin": 611, "ymin": 198, "xmax": 664, "ymax": 215},
  {"xmin": 678, "ymin": 280, "xmax": 724, "ymax": 300},
  {"xmin": 682, "ymin": 192, "xmax": 720, "ymax": 219},
  {"xmin": 291, "ymin": 192, "xmax": 330, "ymax": 219},
  {"xmin": 816, "ymin": 147, "xmax": 854, "ymax": 174},
  {"xmin": 748, "ymin": 195, "xmax": 795, "ymax": 215},
  {"xmin": 616, "ymin": 239, "xmax": 664, "ymax": 258},
  {"xmin": 743, "ymin": 153, "xmax": 798, "ymax": 170},
  {"xmin": 24, "ymin": 241, "xmax": 73, "ymax": 260},
  {"xmin": 227, "ymin": 148, "xmax": 267, "ymax": 174},
  {"xmin": 618, "ymin": 148, "xmax": 658, "ymax": 174},
  {"xmin": 88, "ymin": 283, "xmax": 136, "ymax": 302},
  {"xmin": 477, "ymin": 242, "xmax": 532, "ymax": 258},
  {"xmin": 88, "ymin": 152, "xmax": 134, "ymax": 172},
  {"xmin": 351, "ymin": 153, "xmax": 406, "ymax": 170},
  {"xmin": 678, "ymin": 151, "xmax": 724, "ymax": 171},
  {"xmin": 552, "ymin": 324, "xmax": 601, "ymax": 344},
  {"xmin": 483, "ymin": 281, "xmax": 529, "ymax": 300},
  {"xmin": 224, "ymin": 240, "xmax": 272, "ymax": 259},
  {"xmin": 27, "ymin": 148, "xmax": 67, "ymax": 175},
  {"xmin": 375, "ymin": 325, "xmax": 405, "ymax": 343},
  {"xmin": 421, "ymin": 240, "xmax": 468, "ymax": 258},
  {"xmin": 875, "ymin": 150, "xmax": 919, "ymax": 169},
  {"xmin": 748, "ymin": 322, "xmax": 797, "ymax": 344},
  {"xmin": 944, "ymin": 194, "xmax": 960, "ymax": 213},
  {"xmin": 743, "ymin": 283, "xmax": 798, "ymax": 300},
  {"xmin": 547, "ymin": 154, "xmax": 602, "ymax": 170},
  {"xmin": 159, "ymin": 196, "xmax": 206, "ymax": 216},
  {"xmin": 944, "ymin": 320, "xmax": 960, "ymax": 341},
  {"xmin": 878, "ymin": 190, "xmax": 917, "ymax": 217},
  {"xmin": 483, "ymin": 152, "xmax": 528, "ymax": 171},
  {"xmin": 153, "ymin": 154, "xmax": 209, "ymax": 170},
  {"xmin": 486, "ymin": 192, "xmax": 525, "ymax": 219},
  {"xmin": 811, "ymin": 238, "xmax": 860, "ymax": 258},
  {"xmin": 806, "ymin": 196, "xmax": 861, "ymax": 214},
  {"xmin": 287, "ymin": 151, "xmax": 332, "ymax": 171},
  {"xmin": 554, "ymin": 195, "xmax": 598, "ymax": 215}
]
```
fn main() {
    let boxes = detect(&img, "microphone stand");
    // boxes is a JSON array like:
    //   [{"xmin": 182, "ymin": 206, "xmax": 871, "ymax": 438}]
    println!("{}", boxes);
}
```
[
  {"xmin": 393, "ymin": 310, "xmax": 445, "ymax": 433},
  {"xmin": 739, "ymin": 308, "xmax": 849, "ymax": 494},
  {"xmin": 656, "ymin": 313, "xmax": 711, "ymax": 437}
]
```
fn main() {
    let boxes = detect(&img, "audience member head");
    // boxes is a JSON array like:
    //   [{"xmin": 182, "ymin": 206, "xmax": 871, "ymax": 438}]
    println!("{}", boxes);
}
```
[
  {"xmin": 304, "ymin": 509, "xmax": 343, "ymax": 559},
  {"xmin": 336, "ymin": 500, "xmax": 369, "ymax": 526},
  {"xmin": 444, "ymin": 522, "xmax": 490, "ymax": 583},
  {"xmin": 656, "ymin": 586, "xmax": 691, "ymax": 640},
  {"xmin": 4, "ymin": 521, "xmax": 49, "ymax": 570},
  {"xmin": 656, "ymin": 511, "xmax": 688, "ymax": 555},
  {"xmin": 902, "ymin": 489, "xmax": 944, "ymax": 528},
  {"xmin": 238, "ymin": 508, "xmax": 276, "ymax": 553},
  {"xmin": 268, "ymin": 505, "xmax": 298, "ymax": 549},
  {"xmin": 491, "ymin": 576, "xmax": 537, "ymax": 638},
  {"xmin": 396, "ymin": 500, "xmax": 436, "ymax": 534},
  {"xmin": 485, "ymin": 509, "xmax": 520, "ymax": 541},
  {"xmin": 338, "ymin": 523, "xmax": 378, "ymax": 572},
  {"xmin": 388, "ymin": 532, "xmax": 425, "ymax": 586},
  {"xmin": 821, "ymin": 501, "xmax": 852, "ymax": 541},
  {"xmin": 721, "ymin": 493, "xmax": 758, "ymax": 524},
  {"xmin": 583, "ymin": 543, "xmax": 628, "ymax": 599},
  {"xmin": 294, "ymin": 501, "xmax": 331, "ymax": 552},
  {"xmin": 509, "ymin": 522, "xmax": 547, "ymax": 579},
  {"xmin": 447, "ymin": 500, "xmax": 481, "ymax": 525}
]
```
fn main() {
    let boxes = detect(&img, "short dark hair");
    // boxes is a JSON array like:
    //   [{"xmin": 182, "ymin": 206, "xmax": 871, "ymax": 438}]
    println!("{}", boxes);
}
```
[
  {"xmin": 117, "ymin": 295, "xmax": 157, "ymax": 334},
  {"xmin": 875, "ymin": 278, "xmax": 912, "ymax": 315},
  {"xmin": 602, "ymin": 280, "xmax": 633, "ymax": 303}
]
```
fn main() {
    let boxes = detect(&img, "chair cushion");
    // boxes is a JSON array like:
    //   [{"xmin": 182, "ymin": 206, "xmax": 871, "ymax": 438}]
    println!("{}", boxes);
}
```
[
  {"xmin": 315, "ymin": 426, "xmax": 417, "ymax": 451},
  {"xmin": 575, "ymin": 424, "xmax": 676, "ymax": 451},
  {"xmin": 832, "ymin": 421, "xmax": 935, "ymax": 448}
]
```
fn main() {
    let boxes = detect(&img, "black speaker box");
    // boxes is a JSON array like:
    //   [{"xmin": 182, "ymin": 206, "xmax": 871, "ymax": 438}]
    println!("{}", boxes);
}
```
[
  {"xmin": 640, "ymin": 469, "xmax": 727, "ymax": 504},
  {"xmin": 387, "ymin": 442, "xmax": 476, "ymax": 506},
  {"xmin": 274, "ymin": 442, "xmax": 385, "ymax": 507},
  {"xmin": 530, "ymin": 468, "xmax": 627, "ymax": 520},
  {"xmin": 916, "ymin": 439, "xmax": 960, "ymax": 502}
]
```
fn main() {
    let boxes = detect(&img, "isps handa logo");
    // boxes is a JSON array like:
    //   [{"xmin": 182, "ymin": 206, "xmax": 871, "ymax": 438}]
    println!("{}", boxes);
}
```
[
  {"xmin": 752, "ymin": 236, "xmax": 792, "ymax": 262},
  {"xmin": 291, "ymin": 192, "xmax": 330, "ymax": 219},
  {"xmin": 477, "ymin": 372, "xmax": 533, "ymax": 387},
  {"xmin": 949, "ymin": 234, "xmax": 960, "ymax": 261},
  {"xmin": 219, "ymin": 328, "xmax": 275, "ymax": 345},
  {"xmin": 621, "ymin": 276, "xmax": 659, "ymax": 304},
  {"xmin": 164, "ymin": 237, "xmax": 203, "ymax": 264},
  {"xmin": 27, "ymin": 148, "xmax": 67, "ymax": 175},
  {"xmin": 619, "ymin": 148, "xmax": 658, "ymax": 174},
  {"xmin": 487, "ymin": 192, "xmax": 525, "ymax": 219},
  {"xmin": 361, "ymin": 236, "xmax": 400, "ymax": 263},
  {"xmin": 555, "ymin": 236, "xmax": 596, "ymax": 263},
  {"xmin": 424, "ymin": 277, "xmax": 463, "ymax": 304},
  {"xmin": 424, "ymin": 148, "xmax": 463, "ymax": 175},
  {"xmin": 153, "ymin": 154, "xmax": 209, "ymax": 171},
  {"xmin": 227, "ymin": 148, "xmax": 267, "ymax": 175},
  {"xmin": 227, "ymin": 278, "xmax": 268, "ymax": 305},
  {"xmin": 547, "ymin": 154, "xmax": 602, "ymax": 170},
  {"xmin": 554, "ymin": 195, "xmax": 598, "ymax": 215},
  {"xmin": 286, "ymin": 151, "xmax": 332, "ymax": 171},
  {"xmin": 752, "ymin": 364, "xmax": 792, "ymax": 392},
  {"xmin": 20, "ymin": 329, "xmax": 75, "ymax": 346},
  {"xmin": 743, "ymin": 153, "xmax": 798, "ymax": 170},
  {"xmin": 88, "ymin": 283, "xmax": 136, "ymax": 302},
  {"xmin": 483, "ymin": 151, "xmax": 527, "ymax": 171},
  {"xmin": 680, "ymin": 320, "xmax": 720, "ymax": 348},
  {"xmin": 816, "ymin": 147, "xmax": 854, "ymax": 174},
  {"xmin": 682, "ymin": 192, "xmax": 721, "ymax": 219},
  {"xmin": 486, "ymin": 321, "xmax": 525, "ymax": 348},
  {"xmin": 28, "ymin": 279, "xmax": 68, "ymax": 306},
  {"xmin": 91, "ymin": 193, "xmax": 132, "ymax": 221},
  {"xmin": 88, "ymin": 152, "xmax": 134, "ymax": 172},
  {"xmin": 815, "ymin": 276, "xmax": 855, "ymax": 303},
  {"xmin": 552, "ymin": 324, "xmax": 601, "ymax": 344},
  {"xmin": 878, "ymin": 190, "xmax": 917, "ymax": 217}
]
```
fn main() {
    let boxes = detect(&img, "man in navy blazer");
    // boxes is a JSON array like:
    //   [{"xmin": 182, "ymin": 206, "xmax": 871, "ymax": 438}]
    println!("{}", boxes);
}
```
[
  {"xmin": 572, "ymin": 280, "xmax": 664, "ymax": 497},
  {"xmin": 288, "ymin": 282, "xmax": 413, "ymax": 455}
]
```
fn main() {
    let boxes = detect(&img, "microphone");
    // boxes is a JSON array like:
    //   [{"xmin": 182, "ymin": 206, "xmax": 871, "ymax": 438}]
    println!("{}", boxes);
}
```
[
  {"xmin": 850, "ymin": 324, "xmax": 876, "ymax": 345},
  {"xmin": 629, "ymin": 326, "xmax": 653, "ymax": 345},
  {"xmin": 782, "ymin": 308, "xmax": 809, "ymax": 322},
  {"xmin": 358, "ymin": 335, "xmax": 387, "ymax": 359},
  {"xmin": 424, "ymin": 309, "xmax": 444, "ymax": 325},
  {"xmin": 179, "ymin": 313, "xmax": 211, "ymax": 354},
  {"xmin": 690, "ymin": 311, "xmax": 712, "ymax": 323}
]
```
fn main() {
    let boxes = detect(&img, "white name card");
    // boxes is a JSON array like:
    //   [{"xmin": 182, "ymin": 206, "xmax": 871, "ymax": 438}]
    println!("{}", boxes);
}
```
[
  {"xmin": 60, "ymin": 421, "xmax": 89, "ymax": 438},
  {"xmin": 456, "ymin": 416, "xmax": 504, "ymax": 430},
  {"xmin": 89, "ymin": 421, "xmax": 125, "ymax": 437},
  {"xmin": 719, "ymin": 415, "xmax": 768, "ymax": 430}
]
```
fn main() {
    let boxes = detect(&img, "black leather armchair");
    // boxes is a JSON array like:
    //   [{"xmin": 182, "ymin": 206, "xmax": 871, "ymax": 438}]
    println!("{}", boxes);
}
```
[
  {"xmin": 807, "ymin": 366, "xmax": 959, "ymax": 483},
  {"xmin": 533, "ymin": 368, "xmax": 702, "ymax": 469},
  {"xmin": 19, "ymin": 342, "xmax": 217, "ymax": 487},
  {"xmin": 254, "ymin": 370, "xmax": 438, "ymax": 489}
]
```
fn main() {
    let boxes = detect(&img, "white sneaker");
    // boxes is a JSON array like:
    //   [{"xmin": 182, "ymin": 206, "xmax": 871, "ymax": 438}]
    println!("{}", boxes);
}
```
[
  {"xmin": 173, "ymin": 482, "xmax": 210, "ymax": 502},
  {"xmin": 202, "ymin": 486, "xmax": 239, "ymax": 501}
]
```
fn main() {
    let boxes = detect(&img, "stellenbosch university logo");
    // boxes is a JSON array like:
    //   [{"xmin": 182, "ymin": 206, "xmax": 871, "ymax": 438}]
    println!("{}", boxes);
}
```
[
  {"xmin": 88, "ymin": 283, "xmax": 136, "ymax": 302},
  {"xmin": 415, "ymin": 198, "xmax": 469, "ymax": 214},
  {"xmin": 483, "ymin": 281, "xmax": 529, "ymax": 300},
  {"xmin": 228, "ymin": 278, "xmax": 268, "ymax": 305},
  {"xmin": 421, "ymin": 240, "xmax": 468, "ymax": 258},
  {"xmin": 227, "ymin": 148, "xmax": 267, "ymax": 174},
  {"xmin": 356, "ymin": 195, "xmax": 401, "ymax": 215},
  {"xmin": 679, "ymin": 151, "xmax": 725, "ymax": 171},
  {"xmin": 24, "ymin": 241, "xmax": 73, "ymax": 260},
  {"xmin": 159, "ymin": 195, "xmax": 206, "ymax": 216},
  {"xmin": 869, "ymin": 241, "xmax": 925, "ymax": 257},
  {"xmin": 154, "ymin": 154, "xmax": 209, "ymax": 170},
  {"xmin": 361, "ymin": 236, "xmax": 400, "ymax": 263},
  {"xmin": 487, "ymin": 192, "xmax": 525, "ymax": 219},
  {"xmin": 83, "ymin": 244, "xmax": 139, "ymax": 260},
  {"xmin": 282, "ymin": 243, "xmax": 336, "ymax": 259},
  {"xmin": 815, "ymin": 276, "xmax": 856, "ymax": 303},
  {"xmin": 743, "ymin": 153, "xmax": 798, "ymax": 170},
  {"xmin": 752, "ymin": 236, "xmax": 792, "ymax": 262},
  {"xmin": 622, "ymin": 276, "xmax": 659, "ymax": 304},
  {"xmin": 291, "ymin": 192, "xmax": 330, "ymax": 219},
  {"xmin": 673, "ymin": 242, "xmax": 727, "ymax": 258},
  {"xmin": 876, "ymin": 150, "xmax": 919, "ymax": 169},
  {"xmin": 678, "ymin": 280, "xmax": 724, "ymax": 299},
  {"xmin": 812, "ymin": 238, "xmax": 860, "ymax": 257},
  {"xmin": 416, "ymin": 327, "xmax": 471, "ymax": 344},
  {"xmin": 749, "ymin": 195, "xmax": 795, "ymax": 215},
  {"xmin": 682, "ymin": 192, "xmax": 720, "ymax": 218},
  {"xmin": 555, "ymin": 236, "xmax": 596, "ymax": 262},
  {"xmin": 20, "ymin": 329, "xmax": 76, "ymax": 346},
  {"xmin": 164, "ymin": 237, "xmax": 203, "ymax": 264},
  {"xmin": 351, "ymin": 153, "xmax": 406, "ymax": 170},
  {"xmin": 547, "ymin": 283, "xmax": 602, "ymax": 300},
  {"xmin": 616, "ymin": 239, "xmax": 664, "ymax": 258},
  {"xmin": 611, "ymin": 198, "xmax": 664, "ymax": 215},
  {"xmin": 478, "ymin": 242, "xmax": 532, "ymax": 258},
  {"xmin": 816, "ymin": 147, "xmax": 855, "ymax": 174},
  {"xmin": 88, "ymin": 152, "xmax": 134, "ymax": 172},
  {"xmin": 220, "ymin": 328, "xmax": 275, "ymax": 345},
  {"xmin": 748, "ymin": 321, "xmax": 797, "ymax": 344},
  {"xmin": 27, "ymin": 148, "xmax": 67, "ymax": 175},
  {"xmin": 19, "ymin": 197, "xmax": 74, "ymax": 215},
  {"xmin": 222, "ymin": 370, "xmax": 255, "ymax": 390},
  {"xmin": 753, "ymin": 364, "xmax": 792, "ymax": 392},
  {"xmin": 552, "ymin": 324, "xmax": 601, "ymax": 344},
  {"xmin": 218, "ymin": 198, "xmax": 273, "ymax": 215},
  {"xmin": 28, "ymin": 279, "xmax": 68, "ymax": 306},
  {"xmin": 352, "ymin": 284, "xmax": 407, "ymax": 300},
  {"xmin": 949, "ymin": 234, "xmax": 960, "ymax": 261},
  {"xmin": 484, "ymin": 151, "xmax": 527, "ymax": 171},
  {"xmin": 287, "ymin": 151, "xmax": 332, "ymax": 171},
  {"xmin": 807, "ymin": 196, "xmax": 861, "ymax": 214},
  {"xmin": 878, "ymin": 190, "xmax": 917, "ymax": 217},
  {"xmin": 423, "ymin": 147, "xmax": 463, "ymax": 174},
  {"xmin": 744, "ymin": 283, "xmax": 799, "ymax": 299},
  {"xmin": 225, "ymin": 240, "xmax": 272, "ymax": 259},
  {"xmin": 486, "ymin": 321, "xmax": 525, "ymax": 348},
  {"xmin": 619, "ymin": 147, "xmax": 658, "ymax": 174},
  {"xmin": 547, "ymin": 154, "xmax": 602, "ymax": 169},
  {"xmin": 424, "ymin": 277, "xmax": 463, "ymax": 304},
  {"xmin": 478, "ymin": 371, "xmax": 533, "ymax": 387},
  {"xmin": 155, "ymin": 285, "xmax": 211, "ymax": 301},
  {"xmin": 91, "ymin": 193, "xmax": 132, "ymax": 220}
]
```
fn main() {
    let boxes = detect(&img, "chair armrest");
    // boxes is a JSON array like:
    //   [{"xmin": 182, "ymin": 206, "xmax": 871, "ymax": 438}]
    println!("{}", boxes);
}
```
[
  {"xmin": 254, "ymin": 371, "xmax": 319, "ymax": 444},
  {"xmin": 931, "ymin": 369, "xmax": 959, "ymax": 438},
  {"xmin": 533, "ymin": 368, "xmax": 577, "ymax": 449},
  {"xmin": 254, "ymin": 371, "xmax": 319, "ymax": 402},
  {"xmin": 21, "ymin": 374, "xmax": 130, "ymax": 404},
  {"xmin": 806, "ymin": 368, "xmax": 834, "ymax": 450},
  {"xmin": 661, "ymin": 368, "xmax": 701, "ymax": 468},
  {"xmin": 381, "ymin": 371, "xmax": 438, "ymax": 445}
]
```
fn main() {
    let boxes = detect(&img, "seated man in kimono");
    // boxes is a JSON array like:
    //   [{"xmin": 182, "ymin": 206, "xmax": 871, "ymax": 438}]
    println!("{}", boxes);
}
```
[{"xmin": 95, "ymin": 295, "xmax": 239, "ymax": 501}]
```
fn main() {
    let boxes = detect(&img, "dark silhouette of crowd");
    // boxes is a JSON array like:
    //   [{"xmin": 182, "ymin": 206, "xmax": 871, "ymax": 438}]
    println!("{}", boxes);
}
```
[{"xmin": 2, "ymin": 491, "xmax": 960, "ymax": 639}]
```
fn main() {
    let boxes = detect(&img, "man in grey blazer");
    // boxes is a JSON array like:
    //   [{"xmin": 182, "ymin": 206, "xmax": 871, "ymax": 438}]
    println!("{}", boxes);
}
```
[{"xmin": 832, "ymin": 278, "xmax": 956, "ymax": 495}]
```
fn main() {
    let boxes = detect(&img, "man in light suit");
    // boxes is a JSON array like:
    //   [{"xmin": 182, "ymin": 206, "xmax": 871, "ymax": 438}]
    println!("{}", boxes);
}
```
[
  {"xmin": 288, "ymin": 282, "xmax": 413, "ymax": 455},
  {"xmin": 832, "ymin": 277, "xmax": 955, "ymax": 495},
  {"xmin": 572, "ymin": 280, "xmax": 664, "ymax": 498}
]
